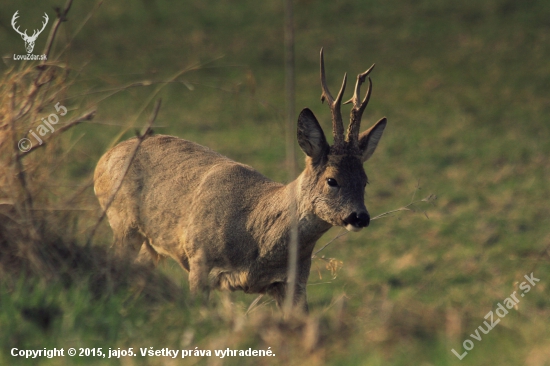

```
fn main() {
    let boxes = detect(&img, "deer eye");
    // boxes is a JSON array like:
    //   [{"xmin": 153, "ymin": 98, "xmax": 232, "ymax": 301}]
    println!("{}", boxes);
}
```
[{"xmin": 326, "ymin": 178, "xmax": 339, "ymax": 187}]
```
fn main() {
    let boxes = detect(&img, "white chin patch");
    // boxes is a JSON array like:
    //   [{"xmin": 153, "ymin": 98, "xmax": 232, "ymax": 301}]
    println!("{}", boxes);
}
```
[{"xmin": 345, "ymin": 224, "xmax": 363, "ymax": 232}]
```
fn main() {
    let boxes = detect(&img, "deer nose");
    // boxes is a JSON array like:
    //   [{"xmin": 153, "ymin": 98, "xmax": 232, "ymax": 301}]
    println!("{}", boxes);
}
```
[{"xmin": 344, "ymin": 211, "xmax": 370, "ymax": 229}]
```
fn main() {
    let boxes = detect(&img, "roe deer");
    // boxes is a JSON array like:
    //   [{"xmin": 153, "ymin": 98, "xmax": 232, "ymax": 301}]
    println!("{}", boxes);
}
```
[{"xmin": 93, "ymin": 49, "xmax": 387, "ymax": 312}]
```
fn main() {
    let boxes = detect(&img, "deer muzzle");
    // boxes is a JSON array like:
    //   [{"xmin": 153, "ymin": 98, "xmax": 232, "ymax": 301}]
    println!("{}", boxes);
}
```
[{"xmin": 343, "ymin": 211, "xmax": 370, "ymax": 232}]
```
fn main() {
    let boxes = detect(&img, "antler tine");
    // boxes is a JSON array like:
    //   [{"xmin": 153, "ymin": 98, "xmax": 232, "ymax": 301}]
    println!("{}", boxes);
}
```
[
  {"xmin": 319, "ymin": 48, "xmax": 333, "ymax": 105},
  {"xmin": 320, "ymin": 48, "xmax": 347, "ymax": 147},
  {"xmin": 346, "ymin": 64, "xmax": 375, "ymax": 147},
  {"xmin": 358, "ymin": 75, "xmax": 373, "ymax": 115},
  {"xmin": 40, "ymin": 13, "xmax": 49, "ymax": 32},
  {"xmin": 335, "ymin": 72, "xmax": 347, "ymax": 107},
  {"xmin": 11, "ymin": 10, "xmax": 19, "ymax": 25},
  {"xmin": 29, "ymin": 13, "xmax": 49, "ymax": 39},
  {"xmin": 31, "ymin": 13, "xmax": 49, "ymax": 39},
  {"xmin": 344, "ymin": 64, "xmax": 375, "ymax": 107},
  {"xmin": 11, "ymin": 11, "xmax": 27, "ymax": 37}
]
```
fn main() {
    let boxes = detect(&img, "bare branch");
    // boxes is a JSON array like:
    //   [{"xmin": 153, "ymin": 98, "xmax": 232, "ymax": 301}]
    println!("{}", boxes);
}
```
[
  {"xmin": 21, "ymin": 109, "xmax": 96, "ymax": 155},
  {"xmin": 56, "ymin": 109, "xmax": 96, "ymax": 134},
  {"xmin": 41, "ymin": 0, "xmax": 74, "ymax": 64}
]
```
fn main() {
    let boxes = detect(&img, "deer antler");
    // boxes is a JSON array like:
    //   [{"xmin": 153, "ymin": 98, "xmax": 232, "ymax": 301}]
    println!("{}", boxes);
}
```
[
  {"xmin": 11, "ymin": 11, "xmax": 48, "ymax": 40},
  {"xmin": 344, "ymin": 64, "xmax": 375, "ymax": 148},
  {"xmin": 11, "ymin": 11, "xmax": 28, "ymax": 38},
  {"xmin": 30, "ymin": 13, "xmax": 49, "ymax": 40},
  {"xmin": 320, "ymin": 48, "xmax": 347, "ymax": 148}
]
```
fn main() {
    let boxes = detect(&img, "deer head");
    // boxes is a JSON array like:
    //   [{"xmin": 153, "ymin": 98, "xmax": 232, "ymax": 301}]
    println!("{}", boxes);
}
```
[
  {"xmin": 11, "ymin": 11, "xmax": 49, "ymax": 54},
  {"xmin": 297, "ymin": 49, "xmax": 387, "ymax": 232}
]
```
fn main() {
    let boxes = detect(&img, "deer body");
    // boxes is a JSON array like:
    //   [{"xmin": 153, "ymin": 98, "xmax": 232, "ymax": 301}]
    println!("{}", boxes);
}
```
[
  {"xmin": 94, "ymin": 50, "xmax": 387, "ymax": 311},
  {"xmin": 95, "ymin": 135, "xmax": 331, "ymax": 303}
]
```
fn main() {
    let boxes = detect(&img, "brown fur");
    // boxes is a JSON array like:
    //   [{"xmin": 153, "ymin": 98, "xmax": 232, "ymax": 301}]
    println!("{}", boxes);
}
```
[{"xmin": 94, "ymin": 57, "xmax": 387, "ymax": 312}]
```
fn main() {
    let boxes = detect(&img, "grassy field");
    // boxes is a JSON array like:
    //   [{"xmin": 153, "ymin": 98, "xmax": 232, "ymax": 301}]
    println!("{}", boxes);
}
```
[{"xmin": 1, "ymin": 0, "xmax": 549, "ymax": 365}]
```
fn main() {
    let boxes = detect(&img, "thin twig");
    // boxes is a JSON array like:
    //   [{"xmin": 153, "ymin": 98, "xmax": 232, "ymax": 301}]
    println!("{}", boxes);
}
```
[
  {"xmin": 312, "ymin": 229, "xmax": 347, "ymax": 258},
  {"xmin": 30, "ymin": 132, "xmax": 88, "ymax": 201},
  {"xmin": 371, "ymin": 194, "xmax": 436, "ymax": 221},
  {"xmin": 53, "ymin": 0, "xmax": 103, "ymax": 62},
  {"xmin": 41, "ymin": 0, "xmax": 74, "ymax": 64},
  {"xmin": 312, "ymin": 193, "xmax": 437, "ymax": 258},
  {"xmin": 85, "ymin": 99, "xmax": 161, "ymax": 247},
  {"xmin": 22, "ymin": 109, "xmax": 96, "ymax": 155},
  {"xmin": 104, "ymin": 60, "xmax": 211, "ymax": 153},
  {"xmin": 56, "ymin": 109, "xmax": 96, "ymax": 134},
  {"xmin": 246, "ymin": 294, "xmax": 264, "ymax": 315},
  {"xmin": 410, "ymin": 179, "xmax": 420, "ymax": 203}
]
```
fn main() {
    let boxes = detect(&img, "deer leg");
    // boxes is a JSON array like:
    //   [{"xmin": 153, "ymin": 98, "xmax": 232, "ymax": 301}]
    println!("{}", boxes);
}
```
[
  {"xmin": 104, "ymin": 200, "xmax": 144, "ymax": 257},
  {"xmin": 267, "ymin": 281, "xmax": 309, "ymax": 314},
  {"xmin": 268, "ymin": 258, "xmax": 312, "ymax": 312},
  {"xmin": 294, "ymin": 282, "xmax": 309, "ymax": 314},
  {"xmin": 188, "ymin": 250, "xmax": 210, "ymax": 305},
  {"xmin": 110, "ymin": 222, "xmax": 144, "ymax": 258},
  {"xmin": 294, "ymin": 259, "xmax": 312, "ymax": 313},
  {"xmin": 267, "ymin": 282, "xmax": 286, "ymax": 309},
  {"xmin": 135, "ymin": 238, "xmax": 161, "ymax": 268}
]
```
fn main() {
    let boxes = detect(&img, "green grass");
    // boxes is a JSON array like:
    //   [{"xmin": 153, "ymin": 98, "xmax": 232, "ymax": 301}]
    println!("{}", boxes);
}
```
[{"xmin": 1, "ymin": 0, "xmax": 550, "ymax": 365}]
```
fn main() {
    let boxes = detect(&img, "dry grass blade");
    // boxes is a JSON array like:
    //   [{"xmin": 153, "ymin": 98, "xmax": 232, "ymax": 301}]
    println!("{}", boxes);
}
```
[
  {"xmin": 312, "ymin": 189, "xmax": 436, "ymax": 258},
  {"xmin": 4, "ymin": 81, "xmax": 51, "ymax": 276},
  {"xmin": 246, "ymin": 294, "xmax": 265, "ymax": 315},
  {"xmin": 312, "ymin": 229, "xmax": 347, "ymax": 258},
  {"xmin": 8, "ymin": 83, "xmax": 34, "ymax": 215},
  {"xmin": 0, "ymin": 2, "xmax": 180, "ymax": 303},
  {"xmin": 0, "ymin": 0, "xmax": 91, "ymax": 278},
  {"xmin": 371, "ymin": 193, "xmax": 437, "ymax": 221}
]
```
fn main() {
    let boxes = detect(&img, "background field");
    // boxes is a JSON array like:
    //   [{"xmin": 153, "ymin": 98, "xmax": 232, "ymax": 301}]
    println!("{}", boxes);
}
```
[{"xmin": 1, "ymin": 0, "xmax": 549, "ymax": 365}]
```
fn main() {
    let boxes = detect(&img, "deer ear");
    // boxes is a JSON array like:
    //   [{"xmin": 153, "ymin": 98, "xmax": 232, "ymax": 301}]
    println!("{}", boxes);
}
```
[
  {"xmin": 358, "ymin": 117, "xmax": 387, "ymax": 162},
  {"xmin": 297, "ymin": 108, "xmax": 329, "ymax": 161}
]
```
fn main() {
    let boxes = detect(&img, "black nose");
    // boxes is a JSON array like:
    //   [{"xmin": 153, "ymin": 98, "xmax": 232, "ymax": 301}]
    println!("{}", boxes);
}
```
[{"xmin": 345, "ymin": 211, "xmax": 370, "ymax": 228}]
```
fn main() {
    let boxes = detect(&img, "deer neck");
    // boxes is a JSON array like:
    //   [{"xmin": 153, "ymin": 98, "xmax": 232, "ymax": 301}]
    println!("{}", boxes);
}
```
[
  {"xmin": 254, "ymin": 171, "xmax": 332, "ymax": 252},
  {"xmin": 294, "ymin": 171, "xmax": 333, "ymax": 242}
]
